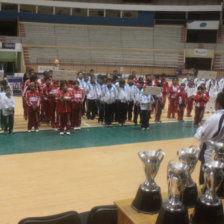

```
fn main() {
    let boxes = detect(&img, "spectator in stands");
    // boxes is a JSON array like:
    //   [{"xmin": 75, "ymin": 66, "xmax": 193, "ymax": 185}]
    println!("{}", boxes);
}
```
[{"xmin": 2, "ymin": 86, "xmax": 15, "ymax": 135}]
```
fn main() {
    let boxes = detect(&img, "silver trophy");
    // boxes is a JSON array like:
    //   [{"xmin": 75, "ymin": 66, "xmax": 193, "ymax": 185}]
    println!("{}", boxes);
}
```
[
  {"xmin": 156, "ymin": 161, "xmax": 189, "ymax": 224},
  {"xmin": 177, "ymin": 147, "xmax": 199, "ymax": 207},
  {"xmin": 132, "ymin": 149, "xmax": 165, "ymax": 214},
  {"xmin": 208, "ymin": 140, "xmax": 224, "ymax": 199},
  {"xmin": 192, "ymin": 160, "xmax": 224, "ymax": 224}
]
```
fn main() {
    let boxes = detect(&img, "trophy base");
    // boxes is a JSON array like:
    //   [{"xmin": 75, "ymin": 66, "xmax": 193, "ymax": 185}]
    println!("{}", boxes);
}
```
[
  {"xmin": 156, "ymin": 202, "xmax": 189, "ymax": 224},
  {"xmin": 181, "ymin": 184, "xmax": 198, "ymax": 208},
  {"xmin": 217, "ymin": 180, "xmax": 224, "ymax": 199},
  {"xmin": 192, "ymin": 199, "xmax": 223, "ymax": 224},
  {"xmin": 132, "ymin": 186, "xmax": 162, "ymax": 214}
]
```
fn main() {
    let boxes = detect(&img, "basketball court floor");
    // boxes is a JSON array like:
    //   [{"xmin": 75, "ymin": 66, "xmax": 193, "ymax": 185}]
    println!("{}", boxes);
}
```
[{"xmin": 0, "ymin": 97, "xmax": 210, "ymax": 224}]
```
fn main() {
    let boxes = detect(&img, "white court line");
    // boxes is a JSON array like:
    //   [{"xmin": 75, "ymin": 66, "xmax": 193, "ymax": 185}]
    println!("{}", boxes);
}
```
[{"xmin": 82, "ymin": 120, "xmax": 91, "ymax": 127}]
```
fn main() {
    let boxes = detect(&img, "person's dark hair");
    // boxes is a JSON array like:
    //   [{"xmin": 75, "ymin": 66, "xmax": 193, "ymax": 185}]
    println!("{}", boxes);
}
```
[
  {"xmin": 97, "ymin": 74, "xmax": 103, "ymax": 80},
  {"xmin": 74, "ymin": 80, "xmax": 79, "ymax": 85},
  {"xmin": 60, "ymin": 80, "xmax": 67, "ymax": 90},
  {"xmin": 23, "ymin": 73, "xmax": 29, "ymax": 83},
  {"xmin": 138, "ymin": 81, "xmax": 144, "ymax": 86},
  {"xmin": 5, "ymin": 86, "xmax": 11, "ymax": 91},
  {"xmin": 106, "ymin": 78, "xmax": 112, "ymax": 83},
  {"xmin": 128, "ymin": 75, "xmax": 134, "ymax": 80},
  {"xmin": 198, "ymin": 86, "xmax": 203, "ymax": 91},
  {"xmin": 216, "ymin": 91, "xmax": 224, "ymax": 109},
  {"xmin": 30, "ymin": 74, "xmax": 38, "ymax": 82},
  {"xmin": 157, "ymin": 82, "xmax": 162, "ymax": 87},
  {"xmin": 181, "ymin": 83, "xmax": 185, "ymax": 87},
  {"xmin": 1, "ymin": 80, "xmax": 7, "ymax": 87},
  {"xmin": 119, "ymin": 79, "xmax": 125, "ymax": 86}
]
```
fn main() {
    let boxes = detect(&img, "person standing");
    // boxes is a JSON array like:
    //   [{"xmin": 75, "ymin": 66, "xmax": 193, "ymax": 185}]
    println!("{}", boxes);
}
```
[
  {"xmin": 195, "ymin": 91, "xmax": 224, "ymax": 184},
  {"xmin": 176, "ymin": 83, "xmax": 187, "ymax": 121},
  {"xmin": 2, "ymin": 86, "xmax": 15, "ymax": 134}
]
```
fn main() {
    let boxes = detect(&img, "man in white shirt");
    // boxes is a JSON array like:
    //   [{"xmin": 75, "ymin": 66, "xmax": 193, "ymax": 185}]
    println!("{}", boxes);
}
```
[{"xmin": 195, "ymin": 91, "xmax": 224, "ymax": 184}]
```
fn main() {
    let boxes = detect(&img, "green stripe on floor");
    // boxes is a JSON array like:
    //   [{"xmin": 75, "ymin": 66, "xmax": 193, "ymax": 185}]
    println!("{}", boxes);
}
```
[{"xmin": 0, "ymin": 121, "xmax": 197, "ymax": 155}]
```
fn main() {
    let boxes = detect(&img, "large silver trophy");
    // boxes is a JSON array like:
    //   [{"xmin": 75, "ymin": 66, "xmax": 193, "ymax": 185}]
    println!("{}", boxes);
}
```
[
  {"xmin": 207, "ymin": 140, "xmax": 224, "ymax": 198},
  {"xmin": 132, "ymin": 149, "xmax": 165, "ymax": 214},
  {"xmin": 177, "ymin": 147, "xmax": 199, "ymax": 207},
  {"xmin": 192, "ymin": 160, "xmax": 224, "ymax": 224},
  {"xmin": 156, "ymin": 161, "xmax": 189, "ymax": 224}
]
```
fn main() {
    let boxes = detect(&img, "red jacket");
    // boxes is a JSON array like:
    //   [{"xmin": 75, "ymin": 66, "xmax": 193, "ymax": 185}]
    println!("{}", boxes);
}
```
[
  {"xmin": 26, "ymin": 90, "xmax": 40, "ymax": 107},
  {"xmin": 42, "ymin": 84, "xmax": 53, "ymax": 101},
  {"xmin": 49, "ymin": 85, "xmax": 59, "ymax": 102},
  {"xmin": 176, "ymin": 90, "xmax": 187, "ymax": 106},
  {"xmin": 168, "ymin": 84, "xmax": 179, "ymax": 99},
  {"xmin": 162, "ymin": 79, "xmax": 169, "ymax": 95},
  {"xmin": 56, "ymin": 89, "xmax": 72, "ymax": 113},
  {"xmin": 194, "ymin": 92, "xmax": 209, "ymax": 108},
  {"xmin": 134, "ymin": 77, "xmax": 138, "ymax": 86}
]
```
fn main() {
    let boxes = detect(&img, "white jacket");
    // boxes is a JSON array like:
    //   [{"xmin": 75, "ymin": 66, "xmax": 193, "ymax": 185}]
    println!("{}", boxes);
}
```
[
  {"xmin": 102, "ymin": 86, "xmax": 117, "ymax": 104},
  {"xmin": 117, "ymin": 86, "xmax": 129, "ymax": 103},
  {"xmin": 206, "ymin": 80, "xmax": 218, "ymax": 98},
  {"xmin": 140, "ymin": 94, "xmax": 152, "ymax": 110},
  {"xmin": 86, "ymin": 82, "xmax": 98, "ymax": 100},
  {"xmin": 126, "ymin": 84, "xmax": 137, "ymax": 102},
  {"xmin": 76, "ymin": 78, "xmax": 87, "ymax": 92},
  {"xmin": 96, "ymin": 83, "xmax": 105, "ymax": 101},
  {"xmin": 2, "ymin": 93, "xmax": 15, "ymax": 116},
  {"xmin": 134, "ymin": 88, "xmax": 143, "ymax": 105},
  {"xmin": 195, "ymin": 109, "xmax": 224, "ymax": 163}
]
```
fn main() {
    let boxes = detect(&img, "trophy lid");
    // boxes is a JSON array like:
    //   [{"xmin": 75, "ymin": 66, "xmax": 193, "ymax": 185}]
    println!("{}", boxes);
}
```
[
  {"xmin": 177, "ymin": 146, "xmax": 199, "ymax": 158},
  {"xmin": 168, "ymin": 161, "xmax": 188, "ymax": 177},
  {"xmin": 203, "ymin": 160, "xmax": 224, "ymax": 172},
  {"xmin": 138, "ymin": 150, "xmax": 163, "ymax": 161}
]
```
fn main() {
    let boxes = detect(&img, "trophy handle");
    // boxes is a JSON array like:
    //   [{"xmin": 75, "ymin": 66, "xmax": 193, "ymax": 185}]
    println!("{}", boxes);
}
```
[{"xmin": 157, "ymin": 149, "xmax": 165, "ymax": 164}]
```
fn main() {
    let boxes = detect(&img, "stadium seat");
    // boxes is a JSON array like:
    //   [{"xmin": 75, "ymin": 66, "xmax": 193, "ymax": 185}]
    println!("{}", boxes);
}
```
[
  {"xmin": 80, "ymin": 205, "xmax": 118, "ymax": 224},
  {"xmin": 18, "ymin": 211, "xmax": 81, "ymax": 224}
]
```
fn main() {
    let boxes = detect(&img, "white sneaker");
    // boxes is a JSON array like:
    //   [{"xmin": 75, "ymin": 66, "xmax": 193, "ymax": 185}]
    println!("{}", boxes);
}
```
[
  {"xmin": 77, "ymin": 127, "xmax": 81, "ymax": 130},
  {"xmin": 54, "ymin": 128, "xmax": 58, "ymax": 131},
  {"xmin": 28, "ymin": 130, "xmax": 31, "ymax": 133},
  {"xmin": 141, "ymin": 128, "xmax": 146, "ymax": 130},
  {"xmin": 32, "ymin": 127, "xmax": 35, "ymax": 132},
  {"xmin": 66, "ymin": 131, "xmax": 71, "ymax": 135},
  {"xmin": 60, "ymin": 132, "xmax": 64, "ymax": 136},
  {"xmin": 35, "ymin": 129, "xmax": 39, "ymax": 133}
]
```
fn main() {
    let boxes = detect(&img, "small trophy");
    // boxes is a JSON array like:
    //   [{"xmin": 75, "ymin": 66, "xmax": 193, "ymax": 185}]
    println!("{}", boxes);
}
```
[
  {"xmin": 177, "ymin": 147, "xmax": 199, "ymax": 207},
  {"xmin": 192, "ymin": 160, "xmax": 224, "ymax": 224},
  {"xmin": 132, "ymin": 149, "xmax": 165, "ymax": 214},
  {"xmin": 156, "ymin": 161, "xmax": 189, "ymax": 224}
]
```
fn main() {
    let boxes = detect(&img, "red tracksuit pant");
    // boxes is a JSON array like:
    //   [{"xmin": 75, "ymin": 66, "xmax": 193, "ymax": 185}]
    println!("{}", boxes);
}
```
[
  {"xmin": 194, "ymin": 107, "xmax": 205, "ymax": 126},
  {"xmin": 22, "ymin": 97, "xmax": 28, "ymax": 119},
  {"xmin": 187, "ymin": 98, "xmax": 194, "ymax": 116},
  {"xmin": 50, "ymin": 101, "xmax": 58, "ymax": 128},
  {"xmin": 162, "ymin": 93, "xmax": 167, "ymax": 109},
  {"xmin": 155, "ymin": 99, "xmax": 163, "ymax": 122},
  {"xmin": 59, "ymin": 112, "xmax": 71, "ymax": 132},
  {"xmin": 168, "ymin": 98, "xmax": 176, "ymax": 118},
  {"xmin": 43, "ymin": 100, "xmax": 51, "ymax": 122},
  {"xmin": 28, "ymin": 107, "xmax": 40, "ymax": 130},
  {"xmin": 177, "ymin": 104, "xmax": 185, "ymax": 121},
  {"xmin": 71, "ymin": 104, "xmax": 83, "ymax": 128}
]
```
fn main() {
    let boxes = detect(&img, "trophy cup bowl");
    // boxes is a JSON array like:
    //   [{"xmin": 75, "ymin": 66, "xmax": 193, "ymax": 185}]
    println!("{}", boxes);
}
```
[
  {"xmin": 192, "ymin": 160, "xmax": 224, "ymax": 224},
  {"xmin": 132, "ymin": 149, "xmax": 165, "ymax": 214},
  {"xmin": 208, "ymin": 140, "xmax": 224, "ymax": 198},
  {"xmin": 156, "ymin": 161, "xmax": 189, "ymax": 224},
  {"xmin": 177, "ymin": 146, "xmax": 199, "ymax": 207}
]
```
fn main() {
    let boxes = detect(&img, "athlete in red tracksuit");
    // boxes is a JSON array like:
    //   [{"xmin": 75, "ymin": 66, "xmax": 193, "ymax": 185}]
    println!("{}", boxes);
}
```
[
  {"xmin": 186, "ymin": 79, "xmax": 196, "ymax": 117},
  {"xmin": 49, "ymin": 81, "xmax": 59, "ymax": 129},
  {"xmin": 155, "ymin": 83, "xmax": 163, "ymax": 122},
  {"xmin": 161, "ymin": 75, "xmax": 169, "ymax": 108},
  {"xmin": 42, "ymin": 78, "xmax": 52, "ymax": 123},
  {"xmin": 168, "ymin": 78, "xmax": 179, "ymax": 118},
  {"xmin": 194, "ymin": 86, "xmax": 209, "ymax": 126},
  {"xmin": 56, "ymin": 81, "xmax": 72, "ymax": 135},
  {"xmin": 176, "ymin": 84, "xmax": 187, "ymax": 121},
  {"xmin": 21, "ymin": 72, "xmax": 30, "ymax": 120},
  {"xmin": 71, "ymin": 80, "xmax": 85, "ymax": 130},
  {"xmin": 25, "ymin": 82, "xmax": 40, "ymax": 132}
]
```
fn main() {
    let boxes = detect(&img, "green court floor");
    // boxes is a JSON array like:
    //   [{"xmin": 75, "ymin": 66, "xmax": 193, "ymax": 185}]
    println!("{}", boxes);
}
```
[{"xmin": 0, "ymin": 121, "xmax": 197, "ymax": 155}]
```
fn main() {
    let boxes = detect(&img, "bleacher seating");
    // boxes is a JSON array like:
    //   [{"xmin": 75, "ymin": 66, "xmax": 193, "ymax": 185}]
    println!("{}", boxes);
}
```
[{"xmin": 21, "ymin": 22, "xmax": 184, "ymax": 67}]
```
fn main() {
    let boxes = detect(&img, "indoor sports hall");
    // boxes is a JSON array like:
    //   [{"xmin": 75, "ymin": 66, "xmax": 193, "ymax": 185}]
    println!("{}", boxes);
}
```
[{"xmin": 0, "ymin": 0, "xmax": 224, "ymax": 224}]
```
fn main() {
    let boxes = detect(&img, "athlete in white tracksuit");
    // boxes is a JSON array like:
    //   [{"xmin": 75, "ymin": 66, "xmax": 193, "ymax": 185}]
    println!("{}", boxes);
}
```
[
  {"xmin": 195, "ymin": 91, "xmax": 224, "ymax": 184},
  {"xmin": 206, "ymin": 79, "xmax": 218, "ymax": 113}
]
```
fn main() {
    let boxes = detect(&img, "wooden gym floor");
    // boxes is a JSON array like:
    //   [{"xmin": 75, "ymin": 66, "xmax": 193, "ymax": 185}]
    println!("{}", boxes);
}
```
[{"xmin": 0, "ymin": 97, "xmax": 210, "ymax": 224}]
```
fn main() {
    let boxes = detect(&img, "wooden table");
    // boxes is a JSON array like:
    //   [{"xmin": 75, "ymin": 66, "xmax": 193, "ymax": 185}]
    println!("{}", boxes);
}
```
[{"xmin": 114, "ymin": 198, "xmax": 194, "ymax": 224}]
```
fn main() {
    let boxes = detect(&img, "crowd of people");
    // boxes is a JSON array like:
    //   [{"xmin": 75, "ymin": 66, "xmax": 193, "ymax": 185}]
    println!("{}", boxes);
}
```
[{"xmin": 0, "ymin": 68, "xmax": 224, "ymax": 135}]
